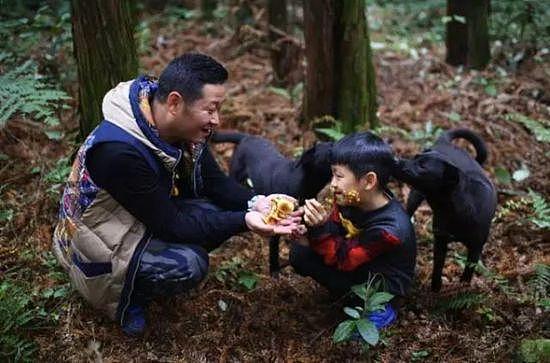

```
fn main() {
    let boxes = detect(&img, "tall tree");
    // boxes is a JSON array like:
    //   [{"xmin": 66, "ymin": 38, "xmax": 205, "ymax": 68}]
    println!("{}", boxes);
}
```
[
  {"xmin": 71, "ymin": 0, "xmax": 138, "ymax": 138},
  {"xmin": 303, "ymin": 0, "xmax": 377, "ymax": 133},
  {"xmin": 445, "ymin": 0, "xmax": 490, "ymax": 70},
  {"xmin": 268, "ymin": 0, "xmax": 291, "ymax": 86}
]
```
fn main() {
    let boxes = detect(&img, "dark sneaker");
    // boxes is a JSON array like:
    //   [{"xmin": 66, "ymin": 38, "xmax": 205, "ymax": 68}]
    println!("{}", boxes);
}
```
[{"xmin": 122, "ymin": 304, "xmax": 146, "ymax": 336}]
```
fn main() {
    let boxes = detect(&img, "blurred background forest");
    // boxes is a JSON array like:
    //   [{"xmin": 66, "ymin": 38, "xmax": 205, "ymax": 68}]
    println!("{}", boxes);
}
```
[{"xmin": 0, "ymin": 0, "xmax": 548, "ymax": 361}]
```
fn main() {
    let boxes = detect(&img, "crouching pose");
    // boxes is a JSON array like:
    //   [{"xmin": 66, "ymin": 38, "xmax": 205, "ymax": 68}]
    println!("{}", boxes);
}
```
[
  {"xmin": 290, "ymin": 132, "xmax": 416, "ymax": 326},
  {"xmin": 52, "ymin": 53, "xmax": 301, "ymax": 335}
]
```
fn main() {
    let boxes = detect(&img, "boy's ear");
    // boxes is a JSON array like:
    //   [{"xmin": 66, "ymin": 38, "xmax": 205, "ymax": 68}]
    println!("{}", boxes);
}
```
[{"xmin": 360, "ymin": 171, "xmax": 378, "ymax": 191}]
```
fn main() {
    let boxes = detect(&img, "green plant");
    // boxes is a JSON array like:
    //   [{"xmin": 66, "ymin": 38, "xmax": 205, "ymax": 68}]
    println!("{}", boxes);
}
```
[
  {"xmin": 0, "ymin": 61, "xmax": 70, "ymax": 129},
  {"xmin": 528, "ymin": 190, "xmax": 550, "ymax": 229},
  {"xmin": 0, "ymin": 280, "xmax": 41, "ymax": 362},
  {"xmin": 213, "ymin": 257, "xmax": 259, "ymax": 291},
  {"xmin": 315, "ymin": 120, "xmax": 347, "ymax": 142},
  {"xmin": 332, "ymin": 277, "xmax": 393, "ymax": 348},
  {"xmin": 409, "ymin": 120, "xmax": 443, "ymax": 147},
  {"xmin": 506, "ymin": 113, "xmax": 550, "ymax": 143},
  {"xmin": 436, "ymin": 291, "xmax": 487, "ymax": 313},
  {"xmin": 529, "ymin": 264, "xmax": 549, "ymax": 311},
  {"xmin": 45, "ymin": 157, "xmax": 72, "ymax": 196}
]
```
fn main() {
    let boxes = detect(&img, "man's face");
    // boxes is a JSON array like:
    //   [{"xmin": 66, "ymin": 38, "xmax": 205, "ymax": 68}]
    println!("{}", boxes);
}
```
[{"xmin": 165, "ymin": 84, "xmax": 226, "ymax": 144}]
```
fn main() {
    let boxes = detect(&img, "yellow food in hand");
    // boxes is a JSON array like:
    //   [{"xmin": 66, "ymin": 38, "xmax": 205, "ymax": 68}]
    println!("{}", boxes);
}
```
[{"xmin": 263, "ymin": 197, "xmax": 296, "ymax": 225}]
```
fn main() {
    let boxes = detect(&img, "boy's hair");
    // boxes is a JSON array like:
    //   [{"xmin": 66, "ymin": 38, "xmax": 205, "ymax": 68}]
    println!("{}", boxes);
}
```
[
  {"xmin": 332, "ymin": 131, "xmax": 395, "ymax": 188},
  {"xmin": 155, "ymin": 52, "xmax": 228, "ymax": 104}
]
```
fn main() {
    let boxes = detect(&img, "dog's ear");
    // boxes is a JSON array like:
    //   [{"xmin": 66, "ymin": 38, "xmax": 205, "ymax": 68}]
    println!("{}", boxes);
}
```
[
  {"xmin": 443, "ymin": 162, "xmax": 460, "ymax": 186},
  {"xmin": 295, "ymin": 145, "xmax": 316, "ymax": 167}
]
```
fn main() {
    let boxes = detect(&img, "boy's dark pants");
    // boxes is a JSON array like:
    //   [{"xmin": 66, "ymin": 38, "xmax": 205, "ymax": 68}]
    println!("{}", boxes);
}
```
[{"xmin": 289, "ymin": 242, "xmax": 376, "ymax": 298}]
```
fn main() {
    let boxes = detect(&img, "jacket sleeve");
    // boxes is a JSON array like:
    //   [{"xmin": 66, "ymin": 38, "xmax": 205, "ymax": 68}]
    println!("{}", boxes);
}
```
[
  {"xmin": 86, "ymin": 142, "xmax": 248, "ymax": 247},
  {"xmin": 200, "ymin": 146, "xmax": 254, "ymax": 211}
]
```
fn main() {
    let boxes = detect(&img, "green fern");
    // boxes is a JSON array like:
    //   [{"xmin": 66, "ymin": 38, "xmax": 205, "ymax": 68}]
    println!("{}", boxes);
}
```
[
  {"xmin": 528, "ymin": 190, "xmax": 550, "ymax": 230},
  {"xmin": 506, "ymin": 113, "xmax": 550, "ymax": 143},
  {"xmin": 436, "ymin": 291, "xmax": 487, "ymax": 312},
  {"xmin": 0, "ymin": 61, "xmax": 70, "ymax": 128},
  {"xmin": 530, "ymin": 264, "xmax": 550, "ymax": 310}
]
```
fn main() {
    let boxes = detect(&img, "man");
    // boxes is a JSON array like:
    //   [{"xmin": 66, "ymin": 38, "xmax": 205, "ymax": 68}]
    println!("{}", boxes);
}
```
[{"xmin": 52, "ymin": 53, "xmax": 302, "ymax": 335}]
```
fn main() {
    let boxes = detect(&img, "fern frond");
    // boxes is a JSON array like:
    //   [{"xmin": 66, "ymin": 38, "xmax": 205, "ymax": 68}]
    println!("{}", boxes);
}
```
[
  {"xmin": 436, "ymin": 292, "xmax": 487, "ymax": 312},
  {"xmin": 530, "ymin": 264, "xmax": 550, "ymax": 298},
  {"xmin": 0, "ymin": 61, "xmax": 70, "ymax": 128},
  {"xmin": 528, "ymin": 190, "xmax": 550, "ymax": 230},
  {"xmin": 506, "ymin": 113, "xmax": 550, "ymax": 143}
]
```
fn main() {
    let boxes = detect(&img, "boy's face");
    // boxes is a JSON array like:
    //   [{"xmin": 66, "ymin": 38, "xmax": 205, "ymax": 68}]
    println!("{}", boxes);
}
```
[{"xmin": 330, "ymin": 164, "xmax": 362, "ymax": 206}]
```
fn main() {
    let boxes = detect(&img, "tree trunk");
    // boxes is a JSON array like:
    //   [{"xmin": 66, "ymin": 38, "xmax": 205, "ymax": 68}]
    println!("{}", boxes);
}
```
[
  {"xmin": 303, "ymin": 0, "xmax": 337, "ymax": 123},
  {"xmin": 445, "ymin": 0, "xmax": 490, "ymax": 70},
  {"xmin": 303, "ymin": 0, "xmax": 377, "ymax": 131},
  {"xmin": 71, "ymin": 0, "xmax": 138, "ymax": 139},
  {"xmin": 268, "ymin": 0, "xmax": 291, "ymax": 86},
  {"xmin": 466, "ymin": 0, "xmax": 490, "ymax": 70},
  {"xmin": 201, "ymin": 0, "xmax": 217, "ymax": 20},
  {"xmin": 335, "ymin": 0, "xmax": 377, "ymax": 132}
]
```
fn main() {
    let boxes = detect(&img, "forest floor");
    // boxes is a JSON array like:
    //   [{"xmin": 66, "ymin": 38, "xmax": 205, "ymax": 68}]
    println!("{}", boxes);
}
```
[{"xmin": 1, "ymin": 6, "xmax": 549, "ymax": 363}]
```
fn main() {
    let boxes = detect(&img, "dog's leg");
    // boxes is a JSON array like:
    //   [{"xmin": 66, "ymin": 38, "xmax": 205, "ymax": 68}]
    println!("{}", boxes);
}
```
[
  {"xmin": 406, "ymin": 189, "xmax": 425, "ymax": 217},
  {"xmin": 269, "ymin": 235, "xmax": 281, "ymax": 275},
  {"xmin": 461, "ymin": 243, "xmax": 483, "ymax": 283},
  {"xmin": 431, "ymin": 236, "xmax": 449, "ymax": 292}
]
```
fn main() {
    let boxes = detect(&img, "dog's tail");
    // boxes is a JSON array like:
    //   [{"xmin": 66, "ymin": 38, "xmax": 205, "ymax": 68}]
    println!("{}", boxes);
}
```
[
  {"xmin": 441, "ymin": 128, "xmax": 488, "ymax": 165},
  {"xmin": 210, "ymin": 131, "xmax": 248, "ymax": 144}
]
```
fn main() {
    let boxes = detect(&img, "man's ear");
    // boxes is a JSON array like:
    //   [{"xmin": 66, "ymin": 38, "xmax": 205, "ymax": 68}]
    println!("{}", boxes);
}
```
[
  {"xmin": 166, "ymin": 91, "xmax": 184, "ymax": 114},
  {"xmin": 443, "ymin": 162, "xmax": 460, "ymax": 186}
]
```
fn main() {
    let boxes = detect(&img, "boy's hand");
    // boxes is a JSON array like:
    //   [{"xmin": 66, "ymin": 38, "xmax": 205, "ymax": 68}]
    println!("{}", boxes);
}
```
[{"xmin": 303, "ymin": 199, "xmax": 330, "ymax": 227}]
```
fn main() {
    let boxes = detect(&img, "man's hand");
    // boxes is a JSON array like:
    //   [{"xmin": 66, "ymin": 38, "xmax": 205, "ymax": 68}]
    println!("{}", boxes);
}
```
[
  {"xmin": 245, "ymin": 211, "xmax": 304, "ymax": 236},
  {"xmin": 250, "ymin": 194, "xmax": 298, "ymax": 215},
  {"xmin": 303, "ymin": 198, "xmax": 330, "ymax": 227}
]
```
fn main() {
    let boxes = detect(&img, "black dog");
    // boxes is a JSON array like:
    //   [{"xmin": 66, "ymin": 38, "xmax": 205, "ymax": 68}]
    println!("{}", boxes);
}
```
[
  {"xmin": 210, "ymin": 131, "xmax": 333, "ymax": 273},
  {"xmin": 394, "ymin": 128, "xmax": 497, "ymax": 292}
]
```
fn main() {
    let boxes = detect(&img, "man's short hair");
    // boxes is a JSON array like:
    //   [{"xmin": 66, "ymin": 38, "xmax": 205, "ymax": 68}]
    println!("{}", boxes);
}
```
[
  {"xmin": 332, "ymin": 131, "xmax": 395, "ymax": 188},
  {"xmin": 155, "ymin": 52, "xmax": 228, "ymax": 104}
]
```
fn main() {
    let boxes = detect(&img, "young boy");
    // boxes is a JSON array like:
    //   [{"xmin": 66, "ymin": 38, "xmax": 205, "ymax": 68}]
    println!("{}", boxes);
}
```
[{"xmin": 290, "ymin": 132, "xmax": 416, "ymax": 319}]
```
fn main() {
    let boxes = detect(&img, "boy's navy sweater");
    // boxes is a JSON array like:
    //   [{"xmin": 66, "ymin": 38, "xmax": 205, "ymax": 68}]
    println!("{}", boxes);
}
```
[{"xmin": 308, "ymin": 198, "xmax": 417, "ymax": 296}]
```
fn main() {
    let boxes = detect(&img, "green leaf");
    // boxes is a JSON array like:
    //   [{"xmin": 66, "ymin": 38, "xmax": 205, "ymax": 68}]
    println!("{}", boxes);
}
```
[
  {"xmin": 448, "ymin": 112, "xmax": 461, "ymax": 123},
  {"xmin": 332, "ymin": 320, "xmax": 356, "ymax": 343},
  {"xmin": 44, "ymin": 130, "xmax": 63, "ymax": 140},
  {"xmin": 494, "ymin": 166, "xmax": 511, "ymax": 184},
  {"xmin": 343, "ymin": 307, "xmax": 361, "ymax": 319},
  {"xmin": 366, "ymin": 292, "xmax": 394, "ymax": 312},
  {"xmin": 0, "ymin": 153, "xmax": 9, "ymax": 161},
  {"xmin": 484, "ymin": 84, "xmax": 497, "ymax": 96},
  {"xmin": 412, "ymin": 350, "xmax": 430, "ymax": 361},
  {"xmin": 290, "ymin": 82, "xmax": 303, "ymax": 102},
  {"xmin": 268, "ymin": 86, "xmax": 291, "ymax": 99},
  {"xmin": 237, "ymin": 271, "xmax": 258, "ymax": 291},
  {"xmin": 356, "ymin": 319, "xmax": 379, "ymax": 346},
  {"xmin": 453, "ymin": 15, "xmax": 466, "ymax": 24},
  {"xmin": 512, "ymin": 164, "xmax": 530, "ymax": 182},
  {"xmin": 315, "ymin": 127, "xmax": 346, "ymax": 141},
  {"xmin": 351, "ymin": 284, "xmax": 368, "ymax": 301},
  {"xmin": 0, "ymin": 209, "xmax": 14, "ymax": 222},
  {"xmin": 506, "ymin": 113, "xmax": 550, "ymax": 143},
  {"xmin": 30, "ymin": 166, "xmax": 41, "ymax": 174}
]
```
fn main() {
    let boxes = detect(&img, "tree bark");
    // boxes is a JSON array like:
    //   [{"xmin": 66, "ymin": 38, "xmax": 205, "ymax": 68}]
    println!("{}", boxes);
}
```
[
  {"xmin": 303, "ymin": 0, "xmax": 377, "ymax": 131},
  {"xmin": 71, "ymin": 0, "xmax": 138, "ymax": 139},
  {"xmin": 335, "ymin": 0, "xmax": 377, "ymax": 132},
  {"xmin": 445, "ymin": 0, "xmax": 490, "ymax": 70},
  {"xmin": 268, "ymin": 0, "xmax": 291, "ymax": 86}
]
